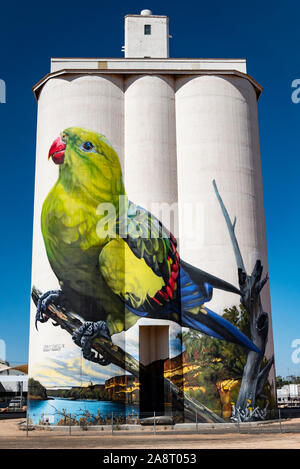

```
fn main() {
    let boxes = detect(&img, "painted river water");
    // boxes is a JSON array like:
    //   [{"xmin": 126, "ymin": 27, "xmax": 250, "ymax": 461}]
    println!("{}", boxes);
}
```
[{"xmin": 28, "ymin": 398, "xmax": 138, "ymax": 425}]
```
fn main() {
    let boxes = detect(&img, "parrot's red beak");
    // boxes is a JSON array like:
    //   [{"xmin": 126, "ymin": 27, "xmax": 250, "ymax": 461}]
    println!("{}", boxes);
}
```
[{"xmin": 48, "ymin": 136, "xmax": 66, "ymax": 165}]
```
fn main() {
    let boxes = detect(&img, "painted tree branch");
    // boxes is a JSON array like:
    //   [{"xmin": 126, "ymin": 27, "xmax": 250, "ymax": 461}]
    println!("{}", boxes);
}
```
[
  {"xmin": 256, "ymin": 356, "xmax": 274, "ymax": 399},
  {"xmin": 31, "ymin": 286, "xmax": 223, "ymax": 423},
  {"xmin": 213, "ymin": 180, "xmax": 274, "ymax": 418},
  {"xmin": 212, "ymin": 180, "xmax": 245, "ymax": 272}
]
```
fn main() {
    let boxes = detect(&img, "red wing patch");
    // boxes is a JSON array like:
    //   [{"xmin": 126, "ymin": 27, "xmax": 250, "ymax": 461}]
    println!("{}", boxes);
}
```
[{"xmin": 151, "ymin": 232, "xmax": 180, "ymax": 308}]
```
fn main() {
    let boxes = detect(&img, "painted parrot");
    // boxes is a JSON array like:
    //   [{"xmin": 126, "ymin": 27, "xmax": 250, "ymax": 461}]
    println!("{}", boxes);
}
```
[{"xmin": 35, "ymin": 127, "xmax": 260, "ymax": 365}]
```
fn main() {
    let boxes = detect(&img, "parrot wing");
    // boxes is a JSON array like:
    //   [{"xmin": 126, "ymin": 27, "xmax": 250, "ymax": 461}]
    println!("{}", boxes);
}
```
[
  {"xmin": 99, "ymin": 201, "xmax": 179, "ymax": 314},
  {"xmin": 98, "ymin": 202, "xmax": 261, "ymax": 354},
  {"xmin": 122, "ymin": 201, "xmax": 180, "ymax": 305}
]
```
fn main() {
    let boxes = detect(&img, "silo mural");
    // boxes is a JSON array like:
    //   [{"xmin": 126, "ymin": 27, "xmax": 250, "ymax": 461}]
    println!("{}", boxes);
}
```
[
  {"xmin": 28, "ymin": 125, "xmax": 275, "ymax": 425},
  {"xmin": 28, "ymin": 12, "xmax": 276, "ymax": 426}
]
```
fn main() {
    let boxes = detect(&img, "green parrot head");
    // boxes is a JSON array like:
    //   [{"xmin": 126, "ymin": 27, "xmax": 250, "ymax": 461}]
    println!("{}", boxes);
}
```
[{"xmin": 48, "ymin": 127, "xmax": 125, "ymax": 203}]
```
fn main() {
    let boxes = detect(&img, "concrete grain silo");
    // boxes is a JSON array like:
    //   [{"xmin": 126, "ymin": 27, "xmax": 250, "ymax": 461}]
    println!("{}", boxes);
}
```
[{"xmin": 28, "ymin": 10, "xmax": 275, "ymax": 425}]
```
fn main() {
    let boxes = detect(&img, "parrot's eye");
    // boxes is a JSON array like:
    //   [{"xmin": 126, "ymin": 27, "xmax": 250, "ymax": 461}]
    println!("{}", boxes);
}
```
[{"xmin": 81, "ymin": 141, "xmax": 94, "ymax": 152}]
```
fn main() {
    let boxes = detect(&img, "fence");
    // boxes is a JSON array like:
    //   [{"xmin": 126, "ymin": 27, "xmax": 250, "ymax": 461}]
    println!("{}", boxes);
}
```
[{"xmin": 22, "ymin": 408, "xmax": 300, "ymax": 437}]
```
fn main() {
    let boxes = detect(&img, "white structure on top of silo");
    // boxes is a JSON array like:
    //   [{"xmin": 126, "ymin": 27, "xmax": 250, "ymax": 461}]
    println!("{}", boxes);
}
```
[{"xmin": 124, "ymin": 10, "xmax": 169, "ymax": 58}]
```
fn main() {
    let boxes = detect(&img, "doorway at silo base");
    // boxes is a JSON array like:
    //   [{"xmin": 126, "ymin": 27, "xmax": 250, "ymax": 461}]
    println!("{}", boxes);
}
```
[{"xmin": 139, "ymin": 325, "xmax": 178, "ymax": 418}]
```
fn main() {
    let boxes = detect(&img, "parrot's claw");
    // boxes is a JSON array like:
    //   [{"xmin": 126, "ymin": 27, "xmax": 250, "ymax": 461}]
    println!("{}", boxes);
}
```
[
  {"xmin": 72, "ymin": 321, "xmax": 112, "ymax": 366},
  {"xmin": 35, "ymin": 289, "xmax": 62, "ymax": 330}
]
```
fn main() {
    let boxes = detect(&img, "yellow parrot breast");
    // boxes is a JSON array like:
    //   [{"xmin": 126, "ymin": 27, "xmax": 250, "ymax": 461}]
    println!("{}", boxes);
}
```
[{"xmin": 99, "ymin": 237, "xmax": 164, "ymax": 310}]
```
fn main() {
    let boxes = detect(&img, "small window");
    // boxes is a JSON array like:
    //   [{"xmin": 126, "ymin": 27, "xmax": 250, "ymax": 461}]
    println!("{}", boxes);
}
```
[{"xmin": 144, "ymin": 24, "xmax": 151, "ymax": 35}]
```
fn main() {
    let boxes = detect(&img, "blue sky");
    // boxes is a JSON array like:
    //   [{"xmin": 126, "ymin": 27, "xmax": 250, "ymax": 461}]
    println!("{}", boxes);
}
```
[{"xmin": 0, "ymin": 0, "xmax": 299, "ymax": 377}]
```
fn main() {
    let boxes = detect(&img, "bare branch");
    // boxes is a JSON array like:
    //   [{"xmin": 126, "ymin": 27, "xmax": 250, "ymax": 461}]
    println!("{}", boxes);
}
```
[
  {"xmin": 212, "ymin": 180, "xmax": 245, "ymax": 272},
  {"xmin": 258, "ymin": 274, "xmax": 269, "ymax": 293},
  {"xmin": 256, "ymin": 356, "xmax": 274, "ymax": 399},
  {"xmin": 212, "ymin": 180, "xmax": 272, "ymax": 419}
]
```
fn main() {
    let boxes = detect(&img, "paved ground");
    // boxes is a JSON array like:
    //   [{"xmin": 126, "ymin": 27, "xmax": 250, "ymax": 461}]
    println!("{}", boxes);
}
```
[{"xmin": 1, "ymin": 418, "xmax": 300, "ymax": 449}]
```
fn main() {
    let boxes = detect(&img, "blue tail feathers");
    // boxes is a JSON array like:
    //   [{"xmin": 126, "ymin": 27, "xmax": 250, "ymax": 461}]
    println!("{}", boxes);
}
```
[
  {"xmin": 179, "ymin": 267, "xmax": 261, "ymax": 354},
  {"xmin": 125, "ymin": 266, "xmax": 261, "ymax": 355}
]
